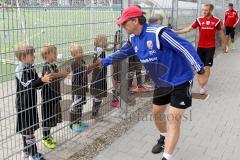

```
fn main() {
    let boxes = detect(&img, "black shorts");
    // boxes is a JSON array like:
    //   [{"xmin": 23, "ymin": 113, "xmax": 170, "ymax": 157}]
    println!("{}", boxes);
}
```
[
  {"xmin": 225, "ymin": 27, "xmax": 235, "ymax": 39},
  {"xmin": 197, "ymin": 47, "xmax": 215, "ymax": 67},
  {"xmin": 153, "ymin": 81, "xmax": 193, "ymax": 109}
]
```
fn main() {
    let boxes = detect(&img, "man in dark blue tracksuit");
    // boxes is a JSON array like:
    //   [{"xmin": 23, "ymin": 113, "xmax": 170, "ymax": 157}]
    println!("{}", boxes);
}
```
[{"xmin": 99, "ymin": 6, "xmax": 207, "ymax": 160}]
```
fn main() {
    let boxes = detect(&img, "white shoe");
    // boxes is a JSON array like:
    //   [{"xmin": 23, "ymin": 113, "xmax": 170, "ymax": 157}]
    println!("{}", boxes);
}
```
[
  {"xmin": 200, "ymin": 88, "xmax": 207, "ymax": 95},
  {"xmin": 22, "ymin": 151, "xmax": 29, "ymax": 159},
  {"xmin": 29, "ymin": 153, "xmax": 46, "ymax": 160},
  {"xmin": 225, "ymin": 46, "xmax": 229, "ymax": 53}
]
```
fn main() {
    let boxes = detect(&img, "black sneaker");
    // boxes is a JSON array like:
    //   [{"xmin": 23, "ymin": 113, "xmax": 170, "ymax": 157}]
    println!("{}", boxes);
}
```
[
  {"xmin": 152, "ymin": 135, "xmax": 165, "ymax": 154},
  {"xmin": 162, "ymin": 157, "xmax": 167, "ymax": 160}
]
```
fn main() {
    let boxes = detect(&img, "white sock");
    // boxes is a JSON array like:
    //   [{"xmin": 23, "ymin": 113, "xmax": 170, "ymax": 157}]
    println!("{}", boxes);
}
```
[
  {"xmin": 163, "ymin": 152, "xmax": 172, "ymax": 160},
  {"xmin": 160, "ymin": 133, "xmax": 167, "ymax": 137}
]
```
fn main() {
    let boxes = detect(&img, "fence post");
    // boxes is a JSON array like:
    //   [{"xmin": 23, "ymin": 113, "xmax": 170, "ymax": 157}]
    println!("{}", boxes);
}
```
[
  {"xmin": 222, "ymin": 0, "xmax": 225, "ymax": 9},
  {"xmin": 212, "ymin": 0, "xmax": 216, "ymax": 7},
  {"xmin": 195, "ymin": 0, "xmax": 201, "ymax": 47},
  {"xmin": 171, "ymin": 0, "xmax": 178, "ymax": 28},
  {"xmin": 120, "ymin": 0, "xmax": 129, "ymax": 117}
]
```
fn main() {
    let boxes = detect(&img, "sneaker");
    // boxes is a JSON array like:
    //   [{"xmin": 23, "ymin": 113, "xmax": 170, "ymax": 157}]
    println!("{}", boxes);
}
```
[
  {"xmin": 152, "ymin": 136, "xmax": 165, "ymax": 154},
  {"xmin": 70, "ymin": 123, "xmax": 83, "ymax": 133},
  {"xmin": 200, "ymin": 87, "xmax": 207, "ymax": 95},
  {"xmin": 111, "ymin": 100, "xmax": 120, "ymax": 108},
  {"xmin": 80, "ymin": 121, "xmax": 89, "ymax": 127},
  {"xmin": 130, "ymin": 86, "xmax": 151, "ymax": 93},
  {"xmin": 162, "ymin": 158, "xmax": 167, "ymax": 160},
  {"xmin": 22, "ymin": 151, "xmax": 29, "ymax": 159},
  {"xmin": 49, "ymin": 136, "xmax": 56, "ymax": 145},
  {"xmin": 41, "ymin": 138, "xmax": 56, "ymax": 149},
  {"xmin": 225, "ymin": 46, "xmax": 229, "ymax": 53},
  {"xmin": 29, "ymin": 153, "xmax": 46, "ymax": 160}
]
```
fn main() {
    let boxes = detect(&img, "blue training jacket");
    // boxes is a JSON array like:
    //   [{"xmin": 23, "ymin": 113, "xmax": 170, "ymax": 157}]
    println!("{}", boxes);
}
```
[{"xmin": 102, "ymin": 24, "xmax": 204, "ymax": 87}]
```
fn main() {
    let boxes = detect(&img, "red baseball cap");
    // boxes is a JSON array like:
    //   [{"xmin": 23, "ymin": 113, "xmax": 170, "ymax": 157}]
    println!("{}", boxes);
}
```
[{"xmin": 117, "ymin": 5, "xmax": 143, "ymax": 25}]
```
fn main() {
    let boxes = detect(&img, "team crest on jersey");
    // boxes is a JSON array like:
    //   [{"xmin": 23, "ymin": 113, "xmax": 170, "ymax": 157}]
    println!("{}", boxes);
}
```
[
  {"xmin": 147, "ymin": 40, "xmax": 153, "ymax": 50},
  {"xmin": 206, "ymin": 21, "xmax": 210, "ymax": 25},
  {"xmin": 134, "ymin": 46, "xmax": 138, "ymax": 53}
]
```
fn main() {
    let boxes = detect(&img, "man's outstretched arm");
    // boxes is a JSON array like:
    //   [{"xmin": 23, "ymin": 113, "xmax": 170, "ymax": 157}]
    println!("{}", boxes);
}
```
[
  {"xmin": 174, "ymin": 25, "xmax": 194, "ymax": 34},
  {"xmin": 101, "ymin": 41, "xmax": 135, "ymax": 67}
]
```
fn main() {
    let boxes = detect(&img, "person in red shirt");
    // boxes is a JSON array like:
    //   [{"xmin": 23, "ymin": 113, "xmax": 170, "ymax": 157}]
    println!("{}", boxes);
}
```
[
  {"xmin": 174, "ymin": 3, "xmax": 226, "ymax": 95},
  {"xmin": 224, "ymin": 3, "xmax": 239, "ymax": 49}
]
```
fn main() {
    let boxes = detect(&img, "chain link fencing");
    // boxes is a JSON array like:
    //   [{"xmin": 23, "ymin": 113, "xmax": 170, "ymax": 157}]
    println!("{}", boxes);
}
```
[{"xmin": 0, "ymin": 0, "xmax": 239, "ymax": 159}]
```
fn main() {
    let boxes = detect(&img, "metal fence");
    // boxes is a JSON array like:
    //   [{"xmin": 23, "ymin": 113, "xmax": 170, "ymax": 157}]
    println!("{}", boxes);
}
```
[{"xmin": 0, "ymin": 0, "xmax": 239, "ymax": 159}]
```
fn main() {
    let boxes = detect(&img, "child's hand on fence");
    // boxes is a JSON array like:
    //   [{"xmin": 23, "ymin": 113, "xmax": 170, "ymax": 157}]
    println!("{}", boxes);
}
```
[
  {"xmin": 65, "ymin": 67, "xmax": 71, "ymax": 74},
  {"xmin": 41, "ymin": 73, "xmax": 52, "ymax": 83},
  {"xmin": 95, "ymin": 59, "xmax": 103, "ymax": 69}
]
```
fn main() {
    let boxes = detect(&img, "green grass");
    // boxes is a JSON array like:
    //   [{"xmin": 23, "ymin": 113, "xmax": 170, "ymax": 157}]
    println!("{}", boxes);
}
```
[{"xmin": 0, "ymin": 7, "xmax": 120, "ymax": 82}]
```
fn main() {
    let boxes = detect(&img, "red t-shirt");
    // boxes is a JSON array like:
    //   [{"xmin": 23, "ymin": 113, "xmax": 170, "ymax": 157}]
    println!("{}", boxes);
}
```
[
  {"xmin": 224, "ymin": 9, "xmax": 239, "ymax": 27},
  {"xmin": 192, "ymin": 16, "xmax": 222, "ymax": 48}
]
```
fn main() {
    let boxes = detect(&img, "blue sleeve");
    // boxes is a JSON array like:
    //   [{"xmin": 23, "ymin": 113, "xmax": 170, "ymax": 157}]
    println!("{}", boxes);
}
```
[
  {"xmin": 160, "ymin": 29, "xmax": 204, "ymax": 73},
  {"xmin": 101, "ymin": 41, "xmax": 135, "ymax": 67}
]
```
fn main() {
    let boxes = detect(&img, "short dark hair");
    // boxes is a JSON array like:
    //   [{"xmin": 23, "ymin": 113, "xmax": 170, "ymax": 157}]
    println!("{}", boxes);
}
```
[
  {"xmin": 229, "ymin": 3, "xmax": 233, "ymax": 7},
  {"xmin": 138, "ymin": 16, "xmax": 146, "ymax": 25},
  {"xmin": 204, "ymin": 3, "xmax": 214, "ymax": 10},
  {"xmin": 128, "ymin": 15, "xmax": 146, "ymax": 25}
]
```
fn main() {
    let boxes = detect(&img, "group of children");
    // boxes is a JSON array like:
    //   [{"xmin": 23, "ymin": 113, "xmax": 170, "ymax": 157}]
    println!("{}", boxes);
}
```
[{"xmin": 15, "ymin": 35, "xmax": 108, "ymax": 160}]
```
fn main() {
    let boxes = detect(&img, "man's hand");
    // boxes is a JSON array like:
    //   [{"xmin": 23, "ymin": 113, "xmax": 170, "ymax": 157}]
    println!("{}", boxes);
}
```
[
  {"xmin": 173, "ymin": 25, "xmax": 193, "ymax": 34},
  {"xmin": 233, "ymin": 24, "xmax": 237, "ymax": 28}
]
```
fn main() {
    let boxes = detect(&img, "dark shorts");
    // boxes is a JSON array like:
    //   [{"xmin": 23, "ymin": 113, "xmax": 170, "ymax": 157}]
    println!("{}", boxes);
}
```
[
  {"xmin": 225, "ymin": 27, "xmax": 235, "ymax": 39},
  {"xmin": 41, "ymin": 100, "xmax": 62, "ymax": 128},
  {"xmin": 16, "ymin": 107, "xmax": 39, "ymax": 135},
  {"xmin": 153, "ymin": 81, "xmax": 193, "ymax": 109},
  {"xmin": 197, "ymin": 47, "xmax": 215, "ymax": 67}
]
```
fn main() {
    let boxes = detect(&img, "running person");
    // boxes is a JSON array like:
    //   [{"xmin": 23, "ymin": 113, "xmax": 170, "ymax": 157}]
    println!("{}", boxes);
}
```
[
  {"xmin": 174, "ymin": 3, "xmax": 226, "ymax": 95},
  {"xmin": 96, "ymin": 5, "xmax": 206, "ymax": 160},
  {"xmin": 224, "ymin": 3, "xmax": 239, "ymax": 50}
]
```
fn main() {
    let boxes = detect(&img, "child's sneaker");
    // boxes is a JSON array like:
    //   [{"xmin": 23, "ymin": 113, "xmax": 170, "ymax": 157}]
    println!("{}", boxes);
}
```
[
  {"xmin": 111, "ymin": 100, "xmax": 120, "ymax": 108},
  {"xmin": 49, "ymin": 136, "xmax": 56, "ymax": 144},
  {"xmin": 41, "ymin": 138, "xmax": 56, "ymax": 149},
  {"xmin": 22, "ymin": 151, "xmax": 29, "ymax": 159},
  {"xmin": 80, "ymin": 121, "xmax": 89, "ymax": 127},
  {"xmin": 130, "ymin": 86, "xmax": 151, "ymax": 93},
  {"xmin": 70, "ymin": 123, "xmax": 83, "ymax": 132},
  {"xmin": 29, "ymin": 152, "xmax": 46, "ymax": 160}
]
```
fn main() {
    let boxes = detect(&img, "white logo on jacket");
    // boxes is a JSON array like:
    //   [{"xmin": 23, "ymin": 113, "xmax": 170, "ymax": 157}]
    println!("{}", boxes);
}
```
[
  {"xmin": 134, "ymin": 46, "xmax": 138, "ymax": 53},
  {"xmin": 147, "ymin": 40, "xmax": 153, "ymax": 50}
]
